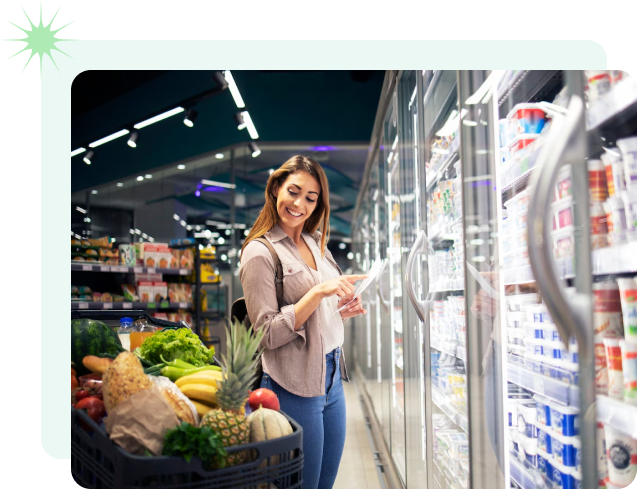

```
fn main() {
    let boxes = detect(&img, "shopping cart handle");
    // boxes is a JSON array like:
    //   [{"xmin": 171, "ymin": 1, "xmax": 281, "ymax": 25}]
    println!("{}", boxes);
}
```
[{"xmin": 71, "ymin": 309, "xmax": 189, "ymax": 330}]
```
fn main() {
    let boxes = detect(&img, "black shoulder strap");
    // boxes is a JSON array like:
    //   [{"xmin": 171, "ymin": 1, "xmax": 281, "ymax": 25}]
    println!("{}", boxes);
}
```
[{"xmin": 254, "ymin": 238, "xmax": 284, "ymax": 305}]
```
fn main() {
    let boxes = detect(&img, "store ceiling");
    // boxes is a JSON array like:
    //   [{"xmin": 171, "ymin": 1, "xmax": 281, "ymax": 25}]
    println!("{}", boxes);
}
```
[{"xmin": 71, "ymin": 70, "xmax": 384, "ymax": 237}]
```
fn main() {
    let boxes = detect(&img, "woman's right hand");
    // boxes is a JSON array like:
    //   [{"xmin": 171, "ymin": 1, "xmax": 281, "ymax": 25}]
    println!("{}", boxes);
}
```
[{"xmin": 315, "ymin": 275, "xmax": 368, "ymax": 299}]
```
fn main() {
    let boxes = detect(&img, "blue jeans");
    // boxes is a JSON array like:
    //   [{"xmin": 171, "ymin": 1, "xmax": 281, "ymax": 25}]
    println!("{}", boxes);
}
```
[{"xmin": 260, "ymin": 348, "xmax": 346, "ymax": 489}]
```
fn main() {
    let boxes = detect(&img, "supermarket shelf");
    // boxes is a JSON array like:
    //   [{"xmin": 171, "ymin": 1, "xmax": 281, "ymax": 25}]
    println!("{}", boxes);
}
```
[
  {"xmin": 431, "ymin": 385, "xmax": 469, "ymax": 434},
  {"xmin": 502, "ymin": 265, "xmax": 535, "ymax": 285},
  {"xmin": 591, "ymin": 241, "xmax": 637, "ymax": 275},
  {"xmin": 596, "ymin": 395, "xmax": 637, "ymax": 439},
  {"xmin": 431, "ymin": 339, "xmax": 466, "ymax": 363},
  {"xmin": 501, "ymin": 167, "xmax": 534, "ymax": 198},
  {"xmin": 426, "ymin": 139, "xmax": 460, "ymax": 192},
  {"xmin": 510, "ymin": 453, "xmax": 543, "ymax": 489},
  {"xmin": 430, "ymin": 279, "xmax": 464, "ymax": 293},
  {"xmin": 71, "ymin": 301, "xmax": 192, "ymax": 310},
  {"xmin": 507, "ymin": 362, "xmax": 579, "ymax": 406},
  {"xmin": 498, "ymin": 71, "xmax": 561, "ymax": 109},
  {"xmin": 71, "ymin": 263, "xmax": 191, "ymax": 275},
  {"xmin": 429, "ymin": 216, "xmax": 463, "ymax": 243},
  {"xmin": 587, "ymin": 77, "xmax": 637, "ymax": 131}
]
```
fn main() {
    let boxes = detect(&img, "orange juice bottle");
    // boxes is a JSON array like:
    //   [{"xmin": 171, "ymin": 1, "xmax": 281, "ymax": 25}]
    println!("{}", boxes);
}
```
[{"xmin": 130, "ymin": 318, "xmax": 157, "ymax": 351}]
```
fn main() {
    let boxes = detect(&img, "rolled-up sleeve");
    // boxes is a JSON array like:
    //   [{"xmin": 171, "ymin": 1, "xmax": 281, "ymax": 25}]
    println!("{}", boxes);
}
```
[{"xmin": 239, "ymin": 243, "xmax": 306, "ymax": 350}]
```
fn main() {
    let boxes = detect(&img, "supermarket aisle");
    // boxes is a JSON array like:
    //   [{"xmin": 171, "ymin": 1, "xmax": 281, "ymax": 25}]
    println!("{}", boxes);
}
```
[{"xmin": 333, "ymin": 380, "xmax": 382, "ymax": 489}]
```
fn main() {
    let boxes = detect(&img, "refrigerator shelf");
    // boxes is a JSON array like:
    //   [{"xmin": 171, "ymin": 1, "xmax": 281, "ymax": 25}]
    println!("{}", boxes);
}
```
[
  {"xmin": 507, "ymin": 362, "xmax": 579, "ymax": 406},
  {"xmin": 591, "ymin": 241, "xmax": 637, "ymax": 275},
  {"xmin": 431, "ymin": 339, "xmax": 467, "ymax": 363},
  {"xmin": 431, "ymin": 385, "xmax": 469, "ymax": 434},
  {"xmin": 426, "ymin": 138, "xmax": 460, "ymax": 192},
  {"xmin": 596, "ymin": 395, "xmax": 637, "ymax": 439},
  {"xmin": 509, "ymin": 453, "xmax": 544, "ymax": 489},
  {"xmin": 586, "ymin": 77, "xmax": 637, "ymax": 131},
  {"xmin": 501, "ymin": 167, "xmax": 534, "ymax": 199},
  {"xmin": 429, "ymin": 216, "xmax": 463, "ymax": 243},
  {"xmin": 498, "ymin": 70, "xmax": 561, "ymax": 109}
]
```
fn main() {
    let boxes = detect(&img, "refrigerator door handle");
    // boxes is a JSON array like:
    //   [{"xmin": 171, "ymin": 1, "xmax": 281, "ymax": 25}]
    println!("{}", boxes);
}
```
[
  {"xmin": 376, "ymin": 259, "xmax": 391, "ymax": 314},
  {"xmin": 405, "ymin": 229, "xmax": 429, "ymax": 323},
  {"xmin": 527, "ymin": 95, "xmax": 590, "ymax": 344}
]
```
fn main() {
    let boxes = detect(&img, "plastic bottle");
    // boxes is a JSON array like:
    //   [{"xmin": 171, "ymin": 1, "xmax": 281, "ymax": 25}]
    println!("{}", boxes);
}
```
[
  {"xmin": 117, "ymin": 317, "xmax": 133, "ymax": 351},
  {"xmin": 130, "ymin": 318, "xmax": 158, "ymax": 351}
]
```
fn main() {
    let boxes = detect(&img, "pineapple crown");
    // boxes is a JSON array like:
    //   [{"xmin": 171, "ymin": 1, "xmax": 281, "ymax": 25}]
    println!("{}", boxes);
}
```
[{"xmin": 217, "ymin": 319, "xmax": 265, "ymax": 411}]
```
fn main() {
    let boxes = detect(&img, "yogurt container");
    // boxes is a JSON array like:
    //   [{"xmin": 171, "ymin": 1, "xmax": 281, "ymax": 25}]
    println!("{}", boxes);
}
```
[
  {"xmin": 605, "ymin": 424, "xmax": 637, "ymax": 487},
  {"xmin": 543, "ymin": 340, "xmax": 567, "ymax": 361},
  {"xmin": 572, "ymin": 436, "xmax": 581, "ymax": 474},
  {"xmin": 617, "ymin": 137, "xmax": 637, "ymax": 191},
  {"xmin": 589, "ymin": 158, "xmax": 609, "ymax": 202},
  {"xmin": 499, "ymin": 119, "xmax": 509, "ymax": 147},
  {"xmin": 507, "ymin": 103, "xmax": 546, "ymax": 136},
  {"xmin": 620, "ymin": 339, "xmax": 637, "ymax": 404},
  {"xmin": 551, "ymin": 458, "xmax": 577, "ymax": 489},
  {"xmin": 556, "ymin": 166, "xmax": 573, "ymax": 201},
  {"xmin": 617, "ymin": 277, "xmax": 637, "ymax": 341},
  {"xmin": 517, "ymin": 401, "xmax": 538, "ymax": 439},
  {"xmin": 593, "ymin": 281, "xmax": 624, "ymax": 393},
  {"xmin": 604, "ymin": 337, "xmax": 624, "ymax": 399},
  {"xmin": 534, "ymin": 394, "xmax": 552, "ymax": 427},
  {"xmin": 621, "ymin": 189, "xmax": 637, "ymax": 241},
  {"xmin": 550, "ymin": 429, "xmax": 577, "ymax": 467},
  {"xmin": 602, "ymin": 149, "xmax": 626, "ymax": 197},
  {"xmin": 537, "ymin": 424, "xmax": 553, "ymax": 454},
  {"xmin": 537, "ymin": 448, "xmax": 554, "ymax": 478},
  {"xmin": 549, "ymin": 402, "xmax": 579, "ymax": 436},
  {"xmin": 586, "ymin": 70, "xmax": 612, "ymax": 103}
]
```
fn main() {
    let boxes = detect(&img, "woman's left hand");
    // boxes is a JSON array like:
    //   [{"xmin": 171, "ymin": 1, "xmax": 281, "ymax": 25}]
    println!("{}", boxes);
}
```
[{"xmin": 338, "ymin": 294, "xmax": 366, "ymax": 319}]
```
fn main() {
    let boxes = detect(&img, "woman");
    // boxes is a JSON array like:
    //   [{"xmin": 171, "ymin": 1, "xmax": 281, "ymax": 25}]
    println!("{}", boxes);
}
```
[{"xmin": 239, "ymin": 155, "xmax": 368, "ymax": 489}]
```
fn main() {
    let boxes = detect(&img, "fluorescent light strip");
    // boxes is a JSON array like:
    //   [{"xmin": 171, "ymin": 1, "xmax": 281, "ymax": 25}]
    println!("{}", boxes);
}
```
[
  {"xmin": 201, "ymin": 179, "xmax": 237, "ymax": 189},
  {"xmin": 134, "ymin": 107, "xmax": 184, "ymax": 129},
  {"xmin": 89, "ymin": 129, "xmax": 130, "ymax": 148},
  {"xmin": 392, "ymin": 135, "xmax": 399, "ymax": 150},
  {"xmin": 241, "ymin": 111, "xmax": 259, "ymax": 139},
  {"xmin": 224, "ymin": 71, "xmax": 245, "ymax": 108},
  {"xmin": 76, "ymin": 206, "xmax": 87, "ymax": 214},
  {"xmin": 71, "ymin": 147, "xmax": 86, "ymax": 157}
]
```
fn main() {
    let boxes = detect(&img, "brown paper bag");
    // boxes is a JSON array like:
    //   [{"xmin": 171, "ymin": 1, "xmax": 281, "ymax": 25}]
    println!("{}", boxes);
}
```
[{"xmin": 105, "ymin": 386, "xmax": 180, "ymax": 455}]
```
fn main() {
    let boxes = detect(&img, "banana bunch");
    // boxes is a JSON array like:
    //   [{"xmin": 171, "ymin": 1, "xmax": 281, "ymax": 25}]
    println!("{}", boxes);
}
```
[{"xmin": 176, "ymin": 370, "xmax": 224, "ymax": 418}]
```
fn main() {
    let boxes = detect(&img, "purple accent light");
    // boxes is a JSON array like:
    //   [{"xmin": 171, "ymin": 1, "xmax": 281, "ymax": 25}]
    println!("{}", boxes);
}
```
[
  {"xmin": 203, "ymin": 186, "xmax": 228, "ymax": 193},
  {"xmin": 311, "ymin": 146, "xmax": 335, "ymax": 151},
  {"xmin": 195, "ymin": 190, "xmax": 201, "ymax": 197}
]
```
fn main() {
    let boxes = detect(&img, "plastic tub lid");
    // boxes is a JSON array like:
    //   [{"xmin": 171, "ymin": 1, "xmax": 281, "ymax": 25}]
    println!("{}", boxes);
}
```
[
  {"xmin": 547, "ymin": 426, "xmax": 577, "ymax": 445},
  {"xmin": 506, "ymin": 103, "xmax": 546, "ymax": 120},
  {"xmin": 548, "ymin": 400, "xmax": 579, "ymax": 415},
  {"xmin": 551, "ymin": 194, "xmax": 574, "ymax": 210},
  {"xmin": 536, "ymin": 447, "xmax": 551, "ymax": 459},
  {"xmin": 517, "ymin": 433, "xmax": 539, "ymax": 455},
  {"xmin": 549, "ymin": 456, "xmax": 574, "ymax": 474},
  {"xmin": 517, "ymin": 402, "xmax": 538, "ymax": 423},
  {"xmin": 571, "ymin": 436, "xmax": 581, "ymax": 449}
]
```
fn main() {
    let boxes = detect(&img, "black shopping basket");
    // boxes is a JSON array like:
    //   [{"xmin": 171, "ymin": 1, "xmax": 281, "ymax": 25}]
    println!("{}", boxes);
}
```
[{"xmin": 70, "ymin": 308, "xmax": 304, "ymax": 488}]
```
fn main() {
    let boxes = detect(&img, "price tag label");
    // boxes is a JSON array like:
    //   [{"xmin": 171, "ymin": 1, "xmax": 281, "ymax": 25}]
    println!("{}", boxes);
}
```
[
  {"xmin": 134, "ymin": 267, "xmax": 143, "ymax": 274},
  {"xmin": 179, "ymin": 269, "xmax": 189, "ymax": 275},
  {"xmin": 179, "ymin": 302, "xmax": 187, "ymax": 309},
  {"xmin": 82, "ymin": 264, "xmax": 92, "ymax": 271},
  {"xmin": 123, "ymin": 302, "xmax": 132, "ymax": 309},
  {"xmin": 160, "ymin": 302, "xmax": 169, "ymax": 309},
  {"xmin": 147, "ymin": 268, "xmax": 156, "ymax": 274},
  {"xmin": 147, "ymin": 302, "xmax": 156, "ymax": 309},
  {"xmin": 103, "ymin": 302, "xmax": 113, "ymax": 309},
  {"xmin": 100, "ymin": 265, "xmax": 110, "ymax": 272},
  {"xmin": 118, "ymin": 266, "xmax": 128, "ymax": 273},
  {"xmin": 79, "ymin": 302, "xmax": 89, "ymax": 309}
]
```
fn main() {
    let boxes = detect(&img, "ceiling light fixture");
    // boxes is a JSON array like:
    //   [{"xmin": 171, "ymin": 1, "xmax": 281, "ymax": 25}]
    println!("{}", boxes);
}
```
[
  {"xmin": 76, "ymin": 206, "xmax": 87, "ymax": 214},
  {"xmin": 173, "ymin": 214, "xmax": 180, "ymax": 220},
  {"xmin": 134, "ymin": 107, "xmax": 185, "ymax": 129},
  {"xmin": 71, "ymin": 147, "xmax": 86, "ymax": 157},
  {"xmin": 130, "ymin": 229, "xmax": 135, "ymax": 234},
  {"xmin": 142, "ymin": 233, "xmax": 148, "ymax": 239},
  {"xmin": 116, "ymin": 182, "xmax": 123, "ymax": 187},
  {"xmin": 135, "ymin": 229, "xmax": 141, "ymax": 234},
  {"xmin": 145, "ymin": 174, "xmax": 152, "ymax": 179},
  {"xmin": 89, "ymin": 129, "xmax": 130, "ymax": 148},
  {"xmin": 186, "ymin": 225, "xmax": 192, "ymax": 231},
  {"xmin": 177, "ymin": 164, "xmax": 186, "ymax": 170},
  {"xmin": 224, "ymin": 71, "xmax": 245, "ymax": 108},
  {"xmin": 215, "ymin": 153, "xmax": 224, "ymax": 159},
  {"xmin": 195, "ymin": 190, "xmax": 201, "ymax": 197},
  {"xmin": 127, "ymin": 131, "xmax": 139, "ymax": 148},
  {"xmin": 83, "ymin": 150, "xmax": 94, "ymax": 165},
  {"xmin": 218, "ymin": 237, "xmax": 225, "ymax": 245},
  {"xmin": 136, "ymin": 176, "xmax": 144, "ymax": 181},
  {"xmin": 213, "ymin": 71, "xmax": 229, "ymax": 90},
  {"xmin": 241, "ymin": 111, "xmax": 259, "ymax": 139},
  {"xmin": 91, "ymin": 190, "xmax": 98, "ymax": 194},
  {"xmin": 201, "ymin": 179, "xmax": 236, "ymax": 189},
  {"xmin": 234, "ymin": 112, "xmax": 245, "ymax": 130},
  {"xmin": 183, "ymin": 108, "xmax": 198, "ymax": 128},
  {"xmin": 180, "ymin": 220, "xmax": 187, "ymax": 227},
  {"xmin": 249, "ymin": 142, "xmax": 261, "ymax": 158}
]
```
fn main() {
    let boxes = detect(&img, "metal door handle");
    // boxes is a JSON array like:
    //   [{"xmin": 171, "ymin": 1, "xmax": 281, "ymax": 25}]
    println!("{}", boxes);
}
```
[{"xmin": 405, "ymin": 230, "xmax": 429, "ymax": 323}]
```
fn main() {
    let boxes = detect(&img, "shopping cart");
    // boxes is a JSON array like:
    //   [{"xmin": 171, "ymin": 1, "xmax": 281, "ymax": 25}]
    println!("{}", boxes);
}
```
[{"xmin": 71, "ymin": 308, "xmax": 304, "ymax": 488}]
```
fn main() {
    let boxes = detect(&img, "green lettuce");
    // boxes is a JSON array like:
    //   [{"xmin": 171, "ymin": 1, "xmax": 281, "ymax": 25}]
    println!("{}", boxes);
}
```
[{"xmin": 137, "ymin": 328, "xmax": 214, "ymax": 367}]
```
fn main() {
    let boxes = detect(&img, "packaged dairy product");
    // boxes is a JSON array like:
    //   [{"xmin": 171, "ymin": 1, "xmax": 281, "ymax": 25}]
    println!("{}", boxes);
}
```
[
  {"xmin": 517, "ymin": 401, "xmax": 538, "ymax": 439},
  {"xmin": 534, "ymin": 394, "xmax": 552, "ymax": 427},
  {"xmin": 585, "ymin": 70, "xmax": 612, "ymax": 102},
  {"xmin": 506, "ymin": 104, "xmax": 546, "ymax": 136},
  {"xmin": 617, "ymin": 137, "xmax": 637, "ymax": 191},
  {"xmin": 549, "ymin": 401, "xmax": 579, "ymax": 436},
  {"xmin": 589, "ymin": 159, "xmax": 609, "ymax": 202},
  {"xmin": 602, "ymin": 149, "xmax": 626, "ymax": 198},
  {"xmin": 605, "ymin": 424, "xmax": 637, "ymax": 487},
  {"xmin": 550, "ymin": 458, "xmax": 577, "ymax": 489},
  {"xmin": 604, "ymin": 337, "xmax": 624, "ymax": 399},
  {"xmin": 618, "ymin": 278, "xmax": 637, "ymax": 341},
  {"xmin": 620, "ymin": 339, "xmax": 637, "ymax": 404},
  {"xmin": 550, "ymin": 429, "xmax": 577, "ymax": 467},
  {"xmin": 598, "ymin": 421, "xmax": 610, "ymax": 484},
  {"xmin": 608, "ymin": 196, "xmax": 628, "ymax": 244},
  {"xmin": 590, "ymin": 201, "xmax": 609, "ymax": 249},
  {"xmin": 572, "ymin": 436, "xmax": 581, "ymax": 474},
  {"xmin": 537, "ymin": 447, "xmax": 554, "ymax": 478},
  {"xmin": 593, "ymin": 281, "xmax": 624, "ymax": 393},
  {"xmin": 621, "ymin": 189, "xmax": 637, "ymax": 241},
  {"xmin": 537, "ymin": 424, "xmax": 553, "ymax": 454}
]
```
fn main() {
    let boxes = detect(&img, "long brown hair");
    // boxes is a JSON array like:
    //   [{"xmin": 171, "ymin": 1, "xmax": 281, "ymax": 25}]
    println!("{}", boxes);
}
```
[{"xmin": 242, "ymin": 155, "xmax": 331, "ymax": 257}]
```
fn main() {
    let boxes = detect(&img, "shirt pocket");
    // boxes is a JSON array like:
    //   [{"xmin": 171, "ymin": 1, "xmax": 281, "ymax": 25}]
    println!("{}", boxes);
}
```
[{"xmin": 281, "ymin": 262, "xmax": 310, "ymax": 304}]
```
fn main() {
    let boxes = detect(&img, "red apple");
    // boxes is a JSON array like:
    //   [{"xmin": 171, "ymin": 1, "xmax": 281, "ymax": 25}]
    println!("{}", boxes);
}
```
[{"xmin": 249, "ymin": 388, "xmax": 280, "ymax": 412}]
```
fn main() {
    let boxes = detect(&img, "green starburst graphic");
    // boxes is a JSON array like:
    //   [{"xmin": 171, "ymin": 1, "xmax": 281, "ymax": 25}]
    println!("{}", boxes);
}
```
[{"xmin": 5, "ymin": 4, "xmax": 74, "ymax": 74}]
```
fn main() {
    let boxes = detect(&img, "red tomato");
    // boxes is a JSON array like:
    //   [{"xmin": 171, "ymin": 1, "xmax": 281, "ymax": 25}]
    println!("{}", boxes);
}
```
[
  {"xmin": 75, "ymin": 389, "xmax": 92, "ymax": 402},
  {"xmin": 249, "ymin": 388, "xmax": 280, "ymax": 412},
  {"xmin": 75, "ymin": 397, "xmax": 106, "ymax": 424}
]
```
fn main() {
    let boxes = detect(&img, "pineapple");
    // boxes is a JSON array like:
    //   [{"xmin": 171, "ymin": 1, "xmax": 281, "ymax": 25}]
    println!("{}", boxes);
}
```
[{"xmin": 200, "ymin": 319, "xmax": 265, "ymax": 466}]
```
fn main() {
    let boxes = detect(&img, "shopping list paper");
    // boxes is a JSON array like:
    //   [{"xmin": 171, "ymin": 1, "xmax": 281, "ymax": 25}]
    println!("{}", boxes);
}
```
[{"xmin": 334, "ymin": 257, "xmax": 384, "ymax": 314}]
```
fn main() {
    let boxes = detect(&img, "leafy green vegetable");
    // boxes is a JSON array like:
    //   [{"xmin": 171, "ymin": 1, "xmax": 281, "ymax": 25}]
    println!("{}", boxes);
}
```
[
  {"xmin": 163, "ymin": 422, "xmax": 227, "ymax": 469},
  {"xmin": 137, "ymin": 328, "xmax": 215, "ymax": 367}
]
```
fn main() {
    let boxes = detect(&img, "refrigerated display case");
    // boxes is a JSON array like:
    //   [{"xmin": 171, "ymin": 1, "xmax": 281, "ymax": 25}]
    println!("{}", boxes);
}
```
[{"xmin": 351, "ymin": 70, "xmax": 637, "ymax": 489}]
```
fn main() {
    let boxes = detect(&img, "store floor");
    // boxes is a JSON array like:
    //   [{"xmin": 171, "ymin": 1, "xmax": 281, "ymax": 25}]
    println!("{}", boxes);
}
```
[{"xmin": 334, "ymin": 380, "xmax": 382, "ymax": 489}]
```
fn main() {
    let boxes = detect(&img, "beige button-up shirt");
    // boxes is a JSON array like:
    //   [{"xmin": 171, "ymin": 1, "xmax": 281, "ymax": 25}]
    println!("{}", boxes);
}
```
[{"xmin": 239, "ymin": 224, "xmax": 350, "ymax": 397}]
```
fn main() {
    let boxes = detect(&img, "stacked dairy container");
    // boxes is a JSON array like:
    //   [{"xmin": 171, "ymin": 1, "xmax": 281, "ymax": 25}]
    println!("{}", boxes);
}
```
[{"xmin": 433, "ymin": 413, "xmax": 469, "ymax": 489}]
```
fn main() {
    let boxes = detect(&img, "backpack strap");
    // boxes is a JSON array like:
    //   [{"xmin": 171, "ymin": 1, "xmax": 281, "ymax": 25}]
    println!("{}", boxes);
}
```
[{"xmin": 254, "ymin": 238, "xmax": 284, "ymax": 306}]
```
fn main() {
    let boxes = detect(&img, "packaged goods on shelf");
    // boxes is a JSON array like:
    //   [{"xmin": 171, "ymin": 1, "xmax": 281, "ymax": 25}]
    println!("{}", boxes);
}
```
[
  {"xmin": 118, "ymin": 244, "xmax": 137, "ymax": 266},
  {"xmin": 142, "ymin": 244, "xmax": 172, "ymax": 269},
  {"xmin": 121, "ymin": 284, "xmax": 138, "ymax": 301},
  {"xmin": 593, "ymin": 281, "xmax": 624, "ymax": 394},
  {"xmin": 137, "ymin": 281, "xmax": 154, "ymax": 303}
]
